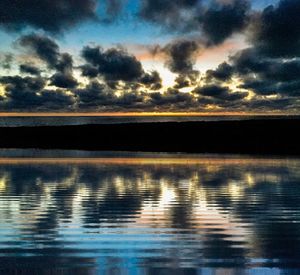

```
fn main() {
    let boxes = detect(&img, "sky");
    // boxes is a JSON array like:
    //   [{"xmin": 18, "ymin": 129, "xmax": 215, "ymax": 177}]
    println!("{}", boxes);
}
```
[{"xmin": 0, "ymin": 0, "xmax": 299, "ymax": 114}]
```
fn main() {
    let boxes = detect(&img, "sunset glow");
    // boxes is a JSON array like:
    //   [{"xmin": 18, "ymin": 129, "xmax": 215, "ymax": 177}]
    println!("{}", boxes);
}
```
[{"xmin": 0, "ymin": 0, "xmax": 298, "ymax": 114}]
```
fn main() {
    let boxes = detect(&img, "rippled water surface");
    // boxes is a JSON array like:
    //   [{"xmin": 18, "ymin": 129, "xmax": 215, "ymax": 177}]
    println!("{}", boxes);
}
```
[{"xmin": 0, "ymin": 152, "xmax": 300, "ymax": 274}]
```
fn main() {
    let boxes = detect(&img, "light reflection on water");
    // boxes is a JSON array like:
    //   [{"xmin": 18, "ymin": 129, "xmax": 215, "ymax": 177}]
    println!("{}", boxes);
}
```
[{"xmin": 0, "ymin": 153, "xmax": 300, "ymax": 274}]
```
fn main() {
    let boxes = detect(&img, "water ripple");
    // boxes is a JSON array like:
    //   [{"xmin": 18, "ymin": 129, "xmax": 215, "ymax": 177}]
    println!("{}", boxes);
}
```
[{"xmin": 0, "ymin": 154, "xmax": 300, "ymax": 274}]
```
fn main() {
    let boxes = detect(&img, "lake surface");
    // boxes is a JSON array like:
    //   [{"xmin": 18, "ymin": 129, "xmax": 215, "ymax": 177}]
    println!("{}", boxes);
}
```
[
  {"xmin": 0, "ymin": 151, "xmax": 300, "ymax": 274},
  {"xmin": 0, "ymin": 115, "xmax": 298, "ymax": 127}
]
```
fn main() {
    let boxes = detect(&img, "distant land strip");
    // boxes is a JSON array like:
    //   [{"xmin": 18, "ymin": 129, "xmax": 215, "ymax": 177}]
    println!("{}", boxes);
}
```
[{"xmin": 0, "ymin": 119, "xmax": 299, "ymax": 155}]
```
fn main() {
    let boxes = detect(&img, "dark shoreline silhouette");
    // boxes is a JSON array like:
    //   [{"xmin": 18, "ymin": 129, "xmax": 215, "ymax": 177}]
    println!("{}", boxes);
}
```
[{"xmin": 0, "ymin": 119, "xmax": 299, "ymax": 155}]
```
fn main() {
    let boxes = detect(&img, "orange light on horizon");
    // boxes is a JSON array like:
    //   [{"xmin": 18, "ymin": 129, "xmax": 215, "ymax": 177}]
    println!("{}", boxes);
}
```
[
  {"xmin": 0, "ymin": 111, "xmax": 291, "ymax": 117},
  {"xmin": 0, "ymin": 157, "xmax": 296, "ymax": 165}
]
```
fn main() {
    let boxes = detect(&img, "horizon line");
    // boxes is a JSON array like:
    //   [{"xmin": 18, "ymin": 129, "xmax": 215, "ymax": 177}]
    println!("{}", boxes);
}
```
[{"xmin": 0, "ymin": 112, "xmax": 295, "ymax": 117}]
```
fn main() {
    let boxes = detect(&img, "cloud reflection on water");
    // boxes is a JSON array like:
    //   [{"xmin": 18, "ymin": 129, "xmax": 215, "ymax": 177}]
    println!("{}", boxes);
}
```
[{"xmin": 0, "ymin": 155, "xmax": 300, "ymax": 274}]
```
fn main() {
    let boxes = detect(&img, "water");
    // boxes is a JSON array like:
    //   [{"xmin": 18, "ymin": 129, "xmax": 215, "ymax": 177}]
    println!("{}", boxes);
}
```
[
  {"xmin": 0, "ymin": 115, "xmax": 298, "ymax": 127},
  {"xmin": 0, "ymin": 151, "xmax": 300, "ymax": 274}
]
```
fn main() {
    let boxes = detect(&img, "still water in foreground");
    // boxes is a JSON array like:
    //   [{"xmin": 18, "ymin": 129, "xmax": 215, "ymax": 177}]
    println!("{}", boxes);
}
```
[{"xmin": 0, "ymin": 153, "xmax": 300, "ymax": 274}]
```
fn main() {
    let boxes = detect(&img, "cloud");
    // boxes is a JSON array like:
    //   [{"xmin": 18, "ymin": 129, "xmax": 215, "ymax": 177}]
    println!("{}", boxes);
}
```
[
  {"xmin": 205, "ymin": 62, "xmax": 234, "ymax": 81},
  {"xmin": 80, "ymin": 64, "xmax": 99, "ymax": 78},
  {"xmin": 19, "ymin": 34, "xmax": 60, "ymax": 69},
  {"xmin": 0, "ymin": 53, "xmax": 14, "ymax": 71},
  {"xmin": 19, "ymin": 34, "xmax": 79, "ymax": 89},
  {"xmin": 201, "ymin": 0, "xmax": 250, "ymax": 46},
  {"xmin": 240, "ymin": 79, "xmax": 300, "ymax": 97},
  {"xmin": 50, "ymin": 73, "xmax": 78, "ymax": 89},
  {"xmin": 19, "ymin": 64, "xmax": 41, "ymax": 76},
  {"xmin": 194, "ymin": 84, "xmax": 248, "ymax": 101},
  {"xmin": 75, "ymin": 79, "xmax": 196, "ymax": 111},
  {"xmin": 19, "ymin": 34, "xmax": 74, "ymax": 72},
  {"xmin": 38, "ymin": 89, "xmax": 75, "ymax": 110},
  {"xmin": 139, "ymin": 0, "xmax": 250, "ymax": 46},
  {"xmin": 0, "ymin": 0, "xmax": 97, "ymax": 33},
  {"xmin": 0, "ymin": 72, "xmax": 297, "ymax": 112},
  {"xmin": 0, "ymin": 75, "xmax": 46, "ymax": 109},
  {"xmin": 229, "ymin": 48, "xmax": 268, "ymax": 75},
  {"xmin": 75, "ymin": 80, "xmax": 147, "ymax": 110},
  {"xmin": 81, "ymin": 46, "xmax": 144, "ymax": 82},
  {"xmin": 162, "ymin": 39, "xmax": 201, "ymax": 88},
  {"xmin": 150, "ymin": 89, "xmax": 194, "ymax": 106},
  {"xmin": 250, "ymin": 0, "xmax": 300, "ymax": 58},
  {"xmin": 81, "ymin": 45, "xmax": 163, "ymax": 90},
  {"xmin": 1, "ymin": 75, "xmax": 46, "ymax": 94},
  {"xmin": 55, "ymin": 53, "xmax": 74, "ymax": 74},
  {"xmin": 114, "ymin": 92, "xmax": 146, "ymax": 108},
  {"xmin": 139, "ymin": 0, "xmax": 199, "ymax": 31},
  {"xmin": 75, "ymin": 81, "xmax": 114, "ymax": 108},
  {"xmin": 243, "ymin": 97, "xmax": 295, "ymax": 111},
  {"xmin": 164, "ymin": 39, "xmax": 200, "ymax": 74},
  {"xmin": 0, "ymin": 75, "xmax": 74, "ymax": 110},
  {"xmin": 140, "ymin": 71, "xmax": 162, "ymax": 90},
  {"xmin": 174, "ymin": 72, "xmax": 199, "ymax": 89},
  {"xmin": 1, "ymin": 7, "xmax": 300, "ymax": 114},
  {"xmin": 228, "ymin": 48, "xmax": 300, "ymax": 96}
]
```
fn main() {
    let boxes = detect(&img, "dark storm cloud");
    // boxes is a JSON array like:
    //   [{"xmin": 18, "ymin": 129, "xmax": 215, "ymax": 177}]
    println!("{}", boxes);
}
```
[
  {"xmin": 55, "ymin": 53, "xmax": 74, "ymax": 74},
  {"xmin": 244, "ymin": 97, "xmax": 295, "ymax": 110},
  {"xmin": 174, "ymin": 71, "xmax": 199, "ymax": 89},
  {"xmin": 19, "ymin": 64, "xmax": 41, "ymax": 76},
  {"xmin": 174, "ymin": 75, "xmax": 192, "ymax": 89},
  {"xmin": 0, "ymin": 53, "xmax": 13, "ymax": 71},
  {"xmin": 150, "ymin": 89, "xmax": 193, "ymax": 105},
  {"xmin": 139, "ymin": 0, "xmax": 199, "ymax": 31},
  {"xmin": 19, "ymin": 34, "xmax": 60, "ymax": 69},
  {"xmin": 162, "ymin": 39, "xmax": 200, "ymax": 88},
  {"xmin": 201, "ymin": 0, "xmax": 250, "ymax": 46},
  {"xmin": 50, "ymin": 73, "xmax": 78, "ymax": 89},
  {"xmin": 74, "ymin": 78, "xmax": 198, "ymax": 111},
  {"xmin": 228, "ymin": 48, "xmax": 300, "ymax": 96},
  {"xmin": 37, "ymin": 89, "xmax": 75, "ymax": 110},
  {"xmin": 115, "ymin": 92, "xmax": 146, "ymax": 108},
  {"xmin": 0, "ymin": 75, "xmax": 74, "ymax": 110},
  {"xmin": 2, "ymin": 72, "xmax": 296, "ymax": 112},
  {"xmin": 194, "ymin": 84, "xmax": 248, "ymax": 101},
  {"xmin": 0, "ymin": 0, "xmax": 97, "ymax": 33},
  {"xmin": 80, "ymin": 64, "xmax": 99, "ymax": 78},
  {"xmin": 81, "ymin": 46, "xmax": 144, "ymax": 82},
  {"xmin": 229, "ymin": 48, "xmax": 269, "ymax": 75},
  {"xmin": 80, "ymin": 45, "xmax": 164, "ymax": 91},
  {"xmin": 19, "ymin": 34, "xmax": 79, "ymax": 89},
  {"xmin": 206, "ymin": 62, "xmax": 234, "ymax": 82},
  {"xmin": 239, "ymin": 79, "xmax": 277, "ymax": 95},
  {"xmin": 231, "ymin": 48, "xmax": 300, "ymax": 83},
  {"xmin": 75, "ymin": 81, "xmax": 114, "ymax": 107},
  {"xmin": 147, "ymin": 89, "xmax": 196, "ymax": 110},
  {"xmin": 164, "ymin": 39, "xmax": 200, "ymax": 74},
  {"xmin": 240, "ymin": 79, "xmax": 300, "ymax": 97},
  {"xmin": 140, "ymin": 71, "xmax": 162, "ymax": 90},
  {"xmin": 139, "ymin": 0, "xmax": 250, "ymax": 46},
  {"xmin": 75, "ymin": 80, "xmax": 147, "ymax": 110},
  {"xmin": 200, "ymin": 0, "xmax": 300, "ymax": 101},
  {"xmin": 0, "ymin": 75, "xmax": 46, "ymax": 95},
  {"xmin": 250, "ymin": 0, "xmax": 300, "ymax": 58},
  {"xmin": 0, "ymin": 75, "xmax": 46, "ymax": 108},
  {"xmin": 19, "ymin": 34, "xmax": 75, "ymax": 73},
  {"xmin": 239, "ymin": 56, "xmax": 300, "ymax": 84}
]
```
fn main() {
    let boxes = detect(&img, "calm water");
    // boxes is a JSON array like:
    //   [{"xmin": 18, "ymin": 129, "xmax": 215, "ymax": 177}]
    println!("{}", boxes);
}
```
[
  {"xmin": 0, "ymin": 115, "xmax": 298, "ymax": 127},
  {"xmin": 0, "ymin": 151, "xmax": 300, "ymax": 274}
]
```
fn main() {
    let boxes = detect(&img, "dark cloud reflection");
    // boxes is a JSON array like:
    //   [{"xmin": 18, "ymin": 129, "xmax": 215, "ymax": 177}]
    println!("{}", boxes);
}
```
[{"xmin": 0, "ymin": 154, "xmax": 300, "ymax": 273}]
